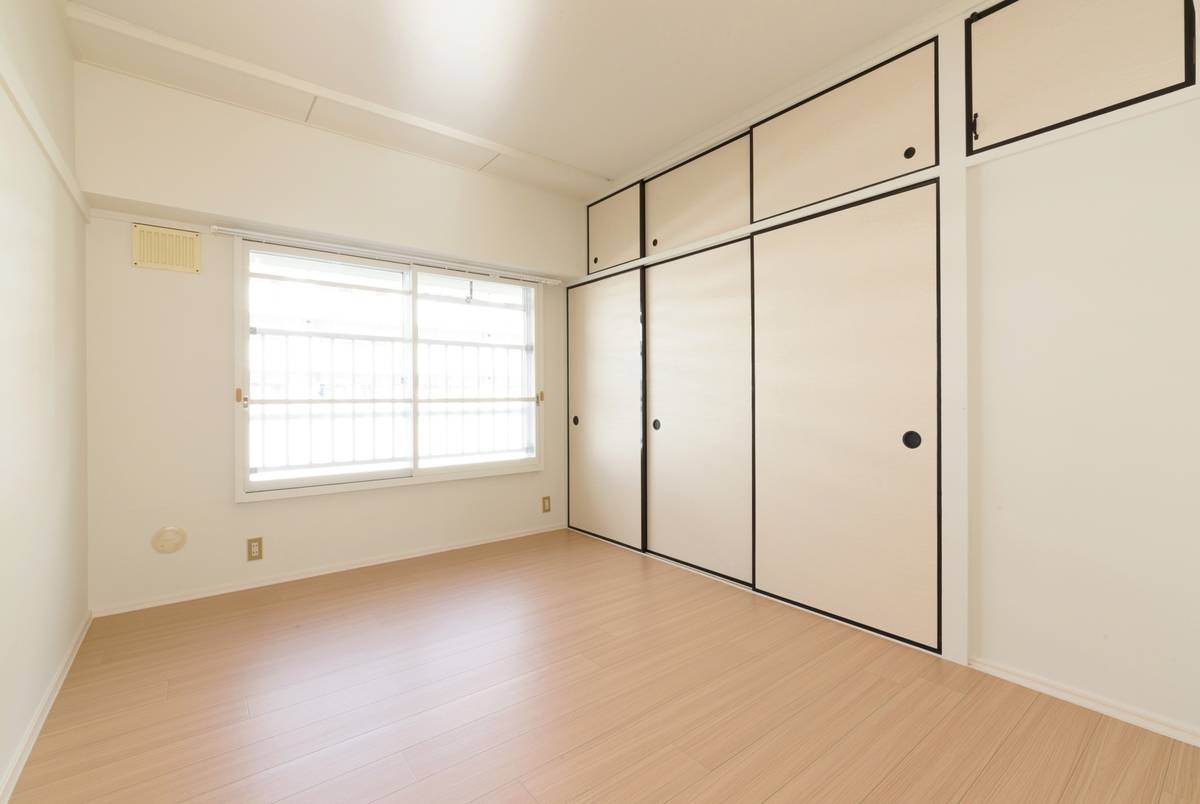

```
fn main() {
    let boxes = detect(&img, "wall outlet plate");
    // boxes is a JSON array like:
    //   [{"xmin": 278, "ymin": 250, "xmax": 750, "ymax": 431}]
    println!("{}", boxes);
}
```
[
  {"xmin": 542, "ymin": 496, "xmax": 552, "ymax": 513},
  {"xmin": 247, "ymin": 537, "xmax": 263, "ymax": 561}
]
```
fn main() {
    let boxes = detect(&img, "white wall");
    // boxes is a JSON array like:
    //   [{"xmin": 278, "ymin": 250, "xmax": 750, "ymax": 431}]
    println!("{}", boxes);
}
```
[
  {"xmin": 74, "ymin": 64, "xmax": 584, "ymax": 279},
  {"xmin": 968, "ymin": 97, "xmax": 1200, "ymax": 742},
  {"xmin": 0, "ymin": 0, "xmax": 76, "ymax": 163},
  {"xmin": 0, "ymin": 1, "xmax": 89, "ymax": 796},
  {"xmin": 74, "ymin": 57, "xmax": 582, "ymax": 614},
  {"xmin": 85, "ymin": 217, "xmax": 568, "ymax": 615}
]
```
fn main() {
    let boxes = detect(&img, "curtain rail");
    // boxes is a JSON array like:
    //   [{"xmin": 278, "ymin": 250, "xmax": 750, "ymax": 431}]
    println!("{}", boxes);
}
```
[{"xmin": 213, "ymin": 225, "xmax": 562, "ymax": 286}]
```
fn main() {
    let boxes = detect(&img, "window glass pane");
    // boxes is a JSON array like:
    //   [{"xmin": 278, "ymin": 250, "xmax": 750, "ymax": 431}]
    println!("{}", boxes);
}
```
[
  {"xmin": 416, "ymin": 272, "xmax": 536, "ymax": 467},
  {"xmin": 416, "ymin": 273, "xmax": 533, "ymax": 348},
  {"xmin": 417, "ymin": 401, "xmax": 537, "ymax": 468},
  {"xmin": 246, "ymin": 249, "xmax": 413, "ymax": 485}
]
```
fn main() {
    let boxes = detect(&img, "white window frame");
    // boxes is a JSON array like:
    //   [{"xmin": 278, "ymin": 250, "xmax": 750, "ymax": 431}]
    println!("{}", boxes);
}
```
[{"xmin": 233, "ymin": 238, "xmax": 544, "ymax": 502}]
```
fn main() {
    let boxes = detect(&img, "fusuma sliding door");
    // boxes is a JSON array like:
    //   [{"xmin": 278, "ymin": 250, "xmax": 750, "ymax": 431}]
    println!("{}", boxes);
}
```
[
  {"xmin": 645, "ymin": 241, "xmax": 753, "ymax": 582},
  {"xmin": 567, "ymin": 270, "xmax": 643, "ymax": 549},
  {"xmin": 754, "ymin": 183, "xmax": 940, "ymax": 648}
]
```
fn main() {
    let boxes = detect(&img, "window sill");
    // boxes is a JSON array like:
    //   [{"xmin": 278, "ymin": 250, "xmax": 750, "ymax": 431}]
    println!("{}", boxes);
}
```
[{"xmin": 235, "ymin": 457, "xmax": 543, "ymax": 502}]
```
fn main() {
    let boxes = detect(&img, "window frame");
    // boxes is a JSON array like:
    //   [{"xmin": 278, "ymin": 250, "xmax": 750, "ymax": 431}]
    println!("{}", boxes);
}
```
[{"xmin": 233, "ymin": 238, "xmax": 543, "ymax": 502}]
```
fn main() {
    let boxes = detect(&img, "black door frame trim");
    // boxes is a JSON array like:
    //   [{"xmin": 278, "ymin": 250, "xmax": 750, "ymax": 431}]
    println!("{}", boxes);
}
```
[
  {"xmin": 964, "ymin": 0, "xmax": 1197, "ymax": 156},
  {"xmin": 569, "ymin": 526, "xmax": 645, "ymax": 555},
  {"xmin": 645, "ymin": 549, "xmax": 752, "ymax": 587},
  {"xmin": 750, "ymin": 37, "xmax": 940, "ymax": 225},
  {"xmin": 639, "ymin": 267, "xmax": 648, "ymax": 551}
]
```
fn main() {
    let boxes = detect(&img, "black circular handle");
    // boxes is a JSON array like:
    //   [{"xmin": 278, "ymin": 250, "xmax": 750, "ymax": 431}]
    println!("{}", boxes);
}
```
[
  {"xmin": 903, "ymin": 146, "xmax": 917, "ymax": 159},
  {"xmin": 592, "ymin": 256, "xmax": 598, "ymax": 264},
  {"xmin": 572, "ymin": 415, "xmax": 579, "ymax": 426},
  {"xmin": 902, "ymin": 430, "xmax": 922, "ymax": 449},
  {"xmin": 651, "ymin": 238, "xmax": 658, "ymax": 247},
  {"xmin": 652, "ymin": 419, "xmax": 661, "ymax": 430}
]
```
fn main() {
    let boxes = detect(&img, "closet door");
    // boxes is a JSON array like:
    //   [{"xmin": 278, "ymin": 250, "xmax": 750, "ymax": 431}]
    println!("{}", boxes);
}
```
[
  {"xmin": 588, "ymin": 184, "xmax": 642, "ymax": 273},
  {"xmin": 645, "ymin": 241, "xmax": 753, "ymax": 582},
  {"xmin": 754, "ymin": 183, "xmax": 939, "ymax": 649},
  {"xmin": 568, "ymin": 271, "xmax": 643, "ymax": 548},
  {"xmin": 968, "ymin": 0, "xmax": 1193, "ymax": 152},
  {"xmin": 644, "ymin": 136, "xmax": 750, "ymax": 256},
  {"xmin": 753, "ymin": 40, "xmax": 936, "ymax": 221}
]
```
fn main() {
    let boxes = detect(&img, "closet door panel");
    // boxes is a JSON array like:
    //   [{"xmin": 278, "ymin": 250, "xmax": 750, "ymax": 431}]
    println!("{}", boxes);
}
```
[
  {"xmin": 644, "ymin": 136, "xmax": 750, "ymax": 256},
  {"xmin": 645, "ymin": 241, "xmax": 753, "ymax": 582},
  {"xmin": 753, "ymin": 41, "xmax": 936, "ymax": 221},
  {"xmin": 969, "ymin": 0, "xmax": 1192, "ymax": 151},
  {"xmin": 588, "ymin": 185, "xmax": 641, "ymax": 273},
  {"xmin": 568, "ymin": 271, "xmax": 643, "ymax": 548},
  {"xmin": 754, "ymin": 184, "xmax": 939, "ymax": 648}
]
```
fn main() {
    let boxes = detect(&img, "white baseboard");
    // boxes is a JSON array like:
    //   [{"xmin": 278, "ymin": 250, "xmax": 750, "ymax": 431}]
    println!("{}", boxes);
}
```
[
  {"xmin": 1, "ymin": 612, "xmax": 92, "ymax": 802},
  {"xmin": 91, "ymin": 524, "xmax": 567, "ymax": 617},
  {"xmin": 969, "ymin": 658, "xmax": 1200, "ymax": 748}
]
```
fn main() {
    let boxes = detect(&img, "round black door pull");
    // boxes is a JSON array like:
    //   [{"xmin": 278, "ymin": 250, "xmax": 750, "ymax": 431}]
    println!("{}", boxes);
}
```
[
  {"xmin": 592, "ymin": 256, "xmax": 598, "ymax": 264},
  {"xmin": 572, "ymin": 415, "xmax": 579, "ymax": 425},
  {"xmin": 652, "ymin": 419, "xmax": 661, "ymax": 430},
  {"xmin": 903, "ymin": 146, "xmax": 917, "ymax": 159},
  {"xmin": 651, "ymin": 238, "xmax": 658, "ymax": 247},
  {"xmin": 902, "ymin": 430, "xmax": 922, "ymax": 449}
]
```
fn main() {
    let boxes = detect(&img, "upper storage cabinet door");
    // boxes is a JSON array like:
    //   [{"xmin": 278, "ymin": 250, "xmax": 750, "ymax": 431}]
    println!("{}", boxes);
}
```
[
  {"xmin": 967, "ymin": 0, "xmax": 1195, "ymax": 153},
  {"xmin": 753, "ymin": 40, "xmax": 937, "ymax": 223},
  {"xmin": 588, "ymin": 184, "xmax": 641, "ymax": 273},
  {"xmin": 643, "ymin": 135, "xmax": 750, "ymax": 256}
]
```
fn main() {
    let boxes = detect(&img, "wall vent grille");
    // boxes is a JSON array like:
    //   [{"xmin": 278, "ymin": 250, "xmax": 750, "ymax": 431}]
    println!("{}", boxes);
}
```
[{"xmin": 132, "ymin": 223, "xmax": 200, "ymax": 273}]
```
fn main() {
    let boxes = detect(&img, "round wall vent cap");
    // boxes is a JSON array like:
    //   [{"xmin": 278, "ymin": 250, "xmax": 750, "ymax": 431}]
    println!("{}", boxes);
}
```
[{"xmin": 151, "ymin": 526, "xmax": 188, "ymax": 554}]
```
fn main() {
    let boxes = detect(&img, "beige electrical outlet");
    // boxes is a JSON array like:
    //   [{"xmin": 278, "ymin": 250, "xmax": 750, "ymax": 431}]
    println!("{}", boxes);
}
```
[
  {"xmin": 247, "ymin": 537, "xmax": 263, "ymax": 561},
  {"xmin": 541, "ymin": 496, "xmax": 552, "ymax": 513}
]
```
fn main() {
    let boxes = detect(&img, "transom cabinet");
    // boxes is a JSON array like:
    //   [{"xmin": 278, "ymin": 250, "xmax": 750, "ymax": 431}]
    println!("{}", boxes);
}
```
[
  {"xmin": 967, "ymin": 0, "xmax": 1195, "ymax": 153},
  {"xmin": 586, "ymin": 184, "xmax": 641, "ymax": 274},
  {"xmin": 753, "ymin": 39, "xmax": 937, "ymax": 221},
  {"xmin": 643, "ymin": 135, "xmax": 750, "ymax": 257}
]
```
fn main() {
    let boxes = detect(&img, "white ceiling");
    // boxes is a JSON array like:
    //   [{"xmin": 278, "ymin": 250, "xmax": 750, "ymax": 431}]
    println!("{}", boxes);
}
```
[{"xmin": 68, "ymin": 0, "xmax": 950, "ymax": 197}]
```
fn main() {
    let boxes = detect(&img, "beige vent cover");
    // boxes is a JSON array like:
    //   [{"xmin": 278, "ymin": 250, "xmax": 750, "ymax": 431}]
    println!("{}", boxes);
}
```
[{"xmin": 132, "ymin": 223, "xmax": 201, "ymax": 273}]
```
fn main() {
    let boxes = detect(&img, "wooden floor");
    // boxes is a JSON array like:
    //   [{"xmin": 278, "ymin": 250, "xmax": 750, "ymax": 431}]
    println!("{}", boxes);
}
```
[{"xmin": 13, "ymin": 530, "xmax": 1199, "ymax": 803}]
